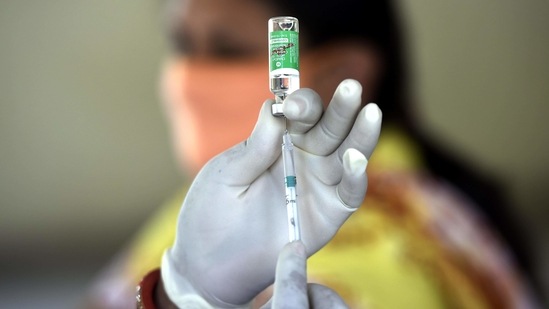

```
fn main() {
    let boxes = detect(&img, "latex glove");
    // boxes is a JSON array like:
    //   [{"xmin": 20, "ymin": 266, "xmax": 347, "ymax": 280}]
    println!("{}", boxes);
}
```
[
  {"xmin": 261, "ymin": 241, "xmax": 349, "ymax": 309},
  {"xmin": 162, "ymin": 79, "xmax": 382, "ymax": 308}
]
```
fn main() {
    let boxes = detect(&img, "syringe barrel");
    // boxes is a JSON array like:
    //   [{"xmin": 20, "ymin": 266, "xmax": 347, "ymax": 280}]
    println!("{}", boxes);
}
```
[{"xmin": 282, "ymin": 131, "xmax": 301, "ymax": 242}]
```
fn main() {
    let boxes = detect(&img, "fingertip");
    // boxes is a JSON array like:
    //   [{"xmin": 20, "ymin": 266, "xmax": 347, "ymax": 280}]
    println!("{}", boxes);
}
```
[
  {"xmin": 256, "ymin": 99, "xmax": 286, "ymax": 134},
  {"xmin": 364, "ymin": 102, "xmax": 382, "ymax": 123},
  {"xmin": 331, "ymin": 79, "xmax": 362, "ymax": 110},
  {"xmin": 280, "ymin": 241, "xmax": 306, "ymax": 262},
  {"xmin": 288, "ymin": 240, "xmax": 306, "ymax": 258},
  {"xmin": 282, "ymin": 96, "xmax": 304, "ymax": 119},
  {"xmin": 283, "ymin": 88, "xmax": 322, "ymax": 121},
  {"xmin": 343, "ymin": 148, "xmax": 368, "ymax": 177},
  {"xmin": 336, "ymin": 148, "xmax": 369, "ymax": 210},
  {"xmin": 337, "ymin": 79, "xmax": 362, "ymax": 98}
]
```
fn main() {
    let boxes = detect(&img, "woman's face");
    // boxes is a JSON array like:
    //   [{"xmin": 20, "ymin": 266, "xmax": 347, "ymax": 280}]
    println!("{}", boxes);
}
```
[{"xmin": 161, "ymin": 0, "xmax": 383, "ymax": 174}]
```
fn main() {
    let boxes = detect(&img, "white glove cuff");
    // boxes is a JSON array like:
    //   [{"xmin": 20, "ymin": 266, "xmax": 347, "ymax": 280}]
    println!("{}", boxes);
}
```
[
  {"xmin": 161, "ymin": 249, "xmax": 252, "ymax": 309},
  {"xmin": 161, "ymin": 249, "xmax": 212, "ymax": 308}
]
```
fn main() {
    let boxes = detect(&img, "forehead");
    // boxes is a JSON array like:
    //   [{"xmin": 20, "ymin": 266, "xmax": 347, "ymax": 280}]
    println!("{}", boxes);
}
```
[{"xmin": 165, "ymin": 0, "xmax": 274, "ymax": 34}]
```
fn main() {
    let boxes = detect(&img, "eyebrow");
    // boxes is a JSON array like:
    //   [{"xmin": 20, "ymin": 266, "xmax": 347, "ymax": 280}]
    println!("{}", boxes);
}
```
[
  {"xmin": 209, "ymin": 27, "xmax": 265, "ymax": 57},
  {"xmin": 166, "ymin": 24, "xmax": 191, "ymax": 54}
]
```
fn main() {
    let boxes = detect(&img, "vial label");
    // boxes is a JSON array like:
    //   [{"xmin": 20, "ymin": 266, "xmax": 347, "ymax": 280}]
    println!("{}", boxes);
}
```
[{"xmin": 269, "ymin": 30, "xmax": 299, "ymax": 73}]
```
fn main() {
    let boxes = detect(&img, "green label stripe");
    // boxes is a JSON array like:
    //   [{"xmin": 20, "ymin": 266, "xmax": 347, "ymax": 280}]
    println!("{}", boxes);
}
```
[
  {"xmin": 269, "ymin": 30, "xmax": 299, "ymax": 72},
  {"xmin": 285, "ymin": 176, "xmax": 297, "ymax": 187}
]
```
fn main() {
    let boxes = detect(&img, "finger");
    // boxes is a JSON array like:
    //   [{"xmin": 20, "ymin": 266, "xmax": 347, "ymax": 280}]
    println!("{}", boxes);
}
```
[
  {"xmin": 336, "ymin": 148, "xmax": 368, "ymax": 210},
  {"xmin": 283, "ymin": 88, "xmax": 323, "ymax": 135},
  {"xmin": 307, "ymin": 284, "xmax": 349, "ymax": 309},
  {"xmin": 293, "ymin": 79, "xmax": 363, "ymax": 155},
  {"xmin": 272, "ymin": 241, "xmax": 309, "ymax": 309},
  {"xmin": 336, "ymin": 102, "xmax": 382, "ymax": 161},
  {"xmin": 213, "ymin": 99, "xmax": 285, "ymax": 185},
  {"xmin": 314, "ymin": 105, "xmax": 379, "ymax": 226}
]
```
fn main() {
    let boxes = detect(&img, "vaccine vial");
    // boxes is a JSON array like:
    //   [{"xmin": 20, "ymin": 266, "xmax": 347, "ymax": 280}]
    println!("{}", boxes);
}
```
[{"xmin": 268, "ymin": 17, "xmax": 299, "ymax": 116}]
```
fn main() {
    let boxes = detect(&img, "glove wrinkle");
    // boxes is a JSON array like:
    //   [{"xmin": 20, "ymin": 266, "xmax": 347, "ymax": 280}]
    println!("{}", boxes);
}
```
[{"xmin": 307, "ymin": 284, "xmax": 349, "ymax": 309}]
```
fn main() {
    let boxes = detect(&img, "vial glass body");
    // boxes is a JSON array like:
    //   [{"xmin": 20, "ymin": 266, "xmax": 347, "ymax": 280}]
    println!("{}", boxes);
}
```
[{"xmin": 268, "ymin": 16, "xmax": 299, "ymax": 116}]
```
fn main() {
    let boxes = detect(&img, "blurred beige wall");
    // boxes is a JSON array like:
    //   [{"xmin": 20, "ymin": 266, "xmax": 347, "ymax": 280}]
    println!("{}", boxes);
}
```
[
  {"xmin": 400, "ymin": 1, "xmax": 549, "ymax": 219},
  {"xmin": 0, "ymin": 0, "xmax": 183, "ymax": 269},
  {"xmin": 0, "ymin": 0, "xmax": 547, "ymax": 288},
  {"xmin": 399, "ymin": 1, "xmax": 549, "ymax": 292}
]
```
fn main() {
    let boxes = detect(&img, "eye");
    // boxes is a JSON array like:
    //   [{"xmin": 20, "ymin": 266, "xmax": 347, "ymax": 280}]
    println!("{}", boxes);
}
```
[
  {"xmin": 168, "ymin": 29, "xmax": 193, "ymax": 55},
  {"xmin": 212, "ymin": 40, "xmax": 249, "ymax": 58},
  {"xmin": 211, "ymin": 31, "xmax": 262, "ymax": 59}
]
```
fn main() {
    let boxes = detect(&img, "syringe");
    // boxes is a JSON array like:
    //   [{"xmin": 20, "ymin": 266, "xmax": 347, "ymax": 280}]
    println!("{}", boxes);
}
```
[
  {"xmin": 282, "ymin": 130, "xmax": 301, "ymax": 242},
  {"xmin": 268, "ymin": 17, "xmax": 302, "ymax": 242}
]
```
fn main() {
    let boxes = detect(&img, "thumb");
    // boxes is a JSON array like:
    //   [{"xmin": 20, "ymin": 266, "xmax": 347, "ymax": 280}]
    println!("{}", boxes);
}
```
[
  {"xmin": 212, "ymin": 99, "xmax": 285, "ymax": 185},
  {"xmin": 272, "ymin": 241, "xmax": 309, "ymax": 309}
]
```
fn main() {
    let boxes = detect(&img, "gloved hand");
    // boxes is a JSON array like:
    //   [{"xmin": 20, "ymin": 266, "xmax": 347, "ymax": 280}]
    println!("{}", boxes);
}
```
[
  {"xmin": 261, "ymin": 241, "xmax": 349, "ymax": 309},
  {"xmin": 162, "ymin": 79, "xmax": 382, "ymax": 308}
]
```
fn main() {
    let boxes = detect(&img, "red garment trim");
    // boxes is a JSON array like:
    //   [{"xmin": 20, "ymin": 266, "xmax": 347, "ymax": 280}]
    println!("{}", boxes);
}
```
[{"xmin": 136, "ymin": 269, "xmax": 160, "ymax": 309}]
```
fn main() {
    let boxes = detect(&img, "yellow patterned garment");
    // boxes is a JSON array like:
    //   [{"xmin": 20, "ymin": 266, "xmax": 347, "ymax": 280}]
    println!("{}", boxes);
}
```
[{"xmin": 115, "ymin": 126, "xmax": 532, "ymax": 309}]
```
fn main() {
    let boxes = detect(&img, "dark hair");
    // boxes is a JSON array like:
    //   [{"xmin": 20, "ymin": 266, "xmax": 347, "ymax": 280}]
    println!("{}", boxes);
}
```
[
  {"xmin": 270, "ymin": 0, "xmax": 409, "ymax": 126},
  {"xmin": 269, "ymin": 0, "xmax": 539, "ymax": 296}
]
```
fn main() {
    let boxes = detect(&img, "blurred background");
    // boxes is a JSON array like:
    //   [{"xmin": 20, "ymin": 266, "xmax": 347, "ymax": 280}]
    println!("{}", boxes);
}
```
[{"xmin": 0, "ymin": 1, "xmax": 547, "ymax": 308}]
